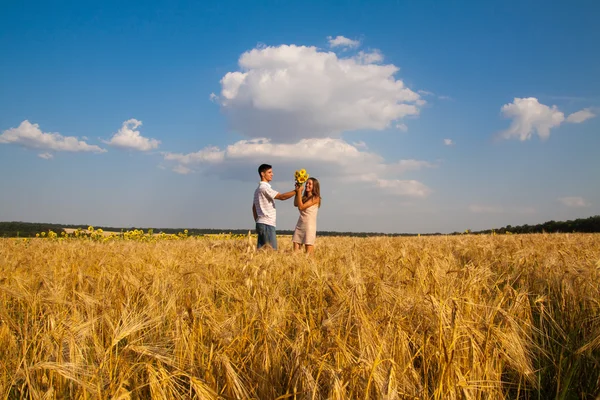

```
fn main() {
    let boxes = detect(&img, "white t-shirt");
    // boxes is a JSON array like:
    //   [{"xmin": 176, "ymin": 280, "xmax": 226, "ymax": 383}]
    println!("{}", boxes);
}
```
[{"xmin": 254, "ymin": 181, "xmax": 279, "ymax": 227}]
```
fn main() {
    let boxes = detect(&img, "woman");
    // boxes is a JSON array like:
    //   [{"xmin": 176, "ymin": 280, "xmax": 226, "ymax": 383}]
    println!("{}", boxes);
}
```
[{"xmin": 292, "ymin": 177, "xmax": 321, "ymax": 254}]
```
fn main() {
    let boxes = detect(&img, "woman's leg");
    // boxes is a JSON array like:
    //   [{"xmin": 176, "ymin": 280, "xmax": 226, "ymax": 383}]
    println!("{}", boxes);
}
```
[
  {"xmin": 293, "ymin": 242, "xmax": 301, "ymax": 252},
  {"xmin": 305, "ymin": 244, "xmax": 314, "ymax": 255}
]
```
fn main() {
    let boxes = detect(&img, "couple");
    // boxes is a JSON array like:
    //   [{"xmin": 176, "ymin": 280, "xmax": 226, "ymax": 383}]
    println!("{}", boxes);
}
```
[{"xmin": 252, "ymin": 164, "xmax": 321, "ymax": 254}]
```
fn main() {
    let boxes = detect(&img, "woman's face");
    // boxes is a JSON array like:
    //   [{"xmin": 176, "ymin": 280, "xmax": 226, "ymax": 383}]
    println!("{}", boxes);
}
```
[{"xmin": 305, "ymin": 179, "xmax": 313, "ymax": 194}]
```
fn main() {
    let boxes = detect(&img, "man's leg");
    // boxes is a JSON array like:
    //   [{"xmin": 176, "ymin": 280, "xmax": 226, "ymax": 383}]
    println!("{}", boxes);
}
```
[
  {"xmin": 265, "ymin": 225, "xmax": 278, "ymax": 250},
  {"xmin": 256, "ymin": 223, "xmax": 267, "ymax": 249}
]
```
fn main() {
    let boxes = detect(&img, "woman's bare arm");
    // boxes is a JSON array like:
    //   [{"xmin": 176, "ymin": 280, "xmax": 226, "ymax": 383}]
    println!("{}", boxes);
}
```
[{"xmin": 296, "ymin": 194, "xmax": 320, "ymax": 211}]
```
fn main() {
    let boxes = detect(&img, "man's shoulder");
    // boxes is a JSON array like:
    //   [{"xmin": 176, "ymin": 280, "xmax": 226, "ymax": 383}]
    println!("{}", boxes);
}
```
[{"xmin": 258, "ymin": 182, "xmax": 276, "ymax": 191}]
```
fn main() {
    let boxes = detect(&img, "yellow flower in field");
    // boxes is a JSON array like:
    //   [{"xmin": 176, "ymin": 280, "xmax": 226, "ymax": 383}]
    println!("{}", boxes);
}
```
[
  {"xmin": 41, "ymin": 232, "xmax": 46, "ymax": 237},
  {"xmin": 88, "ymin": 226, "xmax": 94, "ymax": 232},
  {"xmin": 61, "ymin": 231, "xmax": 65, "ymax": 236},
  {"xmin": 184, "ymin": 229, "xmax": 188, "ymax": 234},
  {"xmin": 36, "ymin": 233, "xmax": 40, "ymax": 238}
]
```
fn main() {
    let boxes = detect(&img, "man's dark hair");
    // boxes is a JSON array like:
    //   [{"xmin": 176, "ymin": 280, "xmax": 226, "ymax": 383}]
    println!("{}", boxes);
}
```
[{"xmin": 258, "ymin": 164, "xmax": 272, "ymax": 177}]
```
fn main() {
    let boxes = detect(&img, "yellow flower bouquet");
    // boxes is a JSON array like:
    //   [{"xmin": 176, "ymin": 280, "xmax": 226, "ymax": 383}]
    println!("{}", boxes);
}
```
[{"xmin": 294, "ymin": 169, "xmax": 309, "ymax": 185}]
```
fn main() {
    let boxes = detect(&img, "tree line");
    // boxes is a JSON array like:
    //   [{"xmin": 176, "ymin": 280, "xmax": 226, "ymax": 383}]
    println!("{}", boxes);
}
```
[{"xmin": 1, "ymin": 215, "xmax": 599, "ymax": 238}]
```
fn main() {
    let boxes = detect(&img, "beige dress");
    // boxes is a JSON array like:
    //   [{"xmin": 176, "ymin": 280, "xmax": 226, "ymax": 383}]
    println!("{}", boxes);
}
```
[{"xmin": 292, "ymin": 204, "xmax": 319, "ymax": 245}]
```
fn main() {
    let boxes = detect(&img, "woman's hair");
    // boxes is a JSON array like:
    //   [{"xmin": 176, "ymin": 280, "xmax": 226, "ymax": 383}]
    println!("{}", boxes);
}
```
[{"xmin": 303, "ymin": 177, "xmax": 321, "ymax": 207}]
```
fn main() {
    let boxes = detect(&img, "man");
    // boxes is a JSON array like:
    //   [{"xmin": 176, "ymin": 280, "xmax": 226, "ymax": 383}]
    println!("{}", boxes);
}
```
[{"xmin": 252, "ymin": 164, "xmax": 295, "ymax": 250}]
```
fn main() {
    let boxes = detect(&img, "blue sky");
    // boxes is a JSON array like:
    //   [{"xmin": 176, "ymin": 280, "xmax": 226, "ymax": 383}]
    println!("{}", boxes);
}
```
[{"xmin": 1, "ymin": 0, "xmax": 598, "ymax": 233}]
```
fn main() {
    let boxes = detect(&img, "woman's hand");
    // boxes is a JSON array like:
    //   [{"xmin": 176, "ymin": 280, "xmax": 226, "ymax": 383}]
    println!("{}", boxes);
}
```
[{"xmin": 295, "ymin": 182, "xmax": 303, "ymax": 192}]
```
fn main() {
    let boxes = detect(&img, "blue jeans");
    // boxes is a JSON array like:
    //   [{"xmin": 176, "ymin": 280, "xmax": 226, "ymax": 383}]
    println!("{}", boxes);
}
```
[{"xmin": 256, "ymin": 223, "xmax": 277, "ymax": 250}]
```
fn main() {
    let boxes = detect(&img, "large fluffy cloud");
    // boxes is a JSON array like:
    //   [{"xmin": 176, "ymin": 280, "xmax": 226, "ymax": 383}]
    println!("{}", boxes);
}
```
[
  {"xmin": 215, "ymin": 44, "xmax": 423, "ymax": 142},
  {"xmin": 105, "ymin": 119, "xmax": 160, "ymax": 151},
  {"xmin": 162, "ymin": 138, "xmax": 435, "ymax": 198},
  {"xmin": 0, "ymin": 120, "xmax": 106, "ymax": 153},
  {"xmin": 498, "ymin": 98, "xmax": 596, "ymax": 141}
]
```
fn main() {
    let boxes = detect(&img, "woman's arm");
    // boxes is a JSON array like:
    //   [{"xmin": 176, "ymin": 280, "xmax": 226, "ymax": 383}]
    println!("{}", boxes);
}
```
[
  {"xmin": 294, "ymin": 183, "xmax": 302, "ymax": 207},
  {"xmin": 297, "ymin": 195, "xmax": 320, "ymax": 211}
]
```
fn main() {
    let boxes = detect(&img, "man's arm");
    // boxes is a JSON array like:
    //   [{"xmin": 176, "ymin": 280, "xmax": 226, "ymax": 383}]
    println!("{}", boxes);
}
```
[
  {"xmin": 252, "ymin": 203, "xmax": 258, "ymax": 221},
  {"xmin": 274, "ymin": 190, "xmax": 295, "ymax": 200}
]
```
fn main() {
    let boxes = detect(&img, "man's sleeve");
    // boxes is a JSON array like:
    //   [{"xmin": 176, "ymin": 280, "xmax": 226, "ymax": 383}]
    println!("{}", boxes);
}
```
[{"xmin": 265, "ymin": 186, "xmax": 279, "ymax": 200}]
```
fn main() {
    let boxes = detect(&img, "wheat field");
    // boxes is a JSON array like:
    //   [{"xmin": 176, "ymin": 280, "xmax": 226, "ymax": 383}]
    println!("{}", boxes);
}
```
[{"xmin": 0, "ymin": 233, "xmax": 599, "ymax": 399}]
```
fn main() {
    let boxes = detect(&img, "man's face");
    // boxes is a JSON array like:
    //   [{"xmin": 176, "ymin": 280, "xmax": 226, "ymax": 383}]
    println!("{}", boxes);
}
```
[{"xmin": 261, "ymin": 168, "xmax": 273, "ymax": 182}]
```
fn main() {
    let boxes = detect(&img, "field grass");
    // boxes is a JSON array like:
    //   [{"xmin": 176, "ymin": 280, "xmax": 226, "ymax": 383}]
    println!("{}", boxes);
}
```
[{"xmin": 0, "ymin": 234, "xmax": 599, "ymax": 399}]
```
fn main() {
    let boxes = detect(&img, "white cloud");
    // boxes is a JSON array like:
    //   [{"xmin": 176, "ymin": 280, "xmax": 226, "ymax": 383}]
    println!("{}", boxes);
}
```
[
  {"xmin": 173, "ymin": 165, "xmax": 192, "ymax": 175},
  {"xmin": 105, "ymin": 119, "xmax": 160, "ymax": 151},
  {"xmin": 443, "ymin": 139, "xmax": 454, "ymax": 146},
  {"xmin": 396, "ymin": 123, "xmax": 408, "ymax": 132},
  {"xmin": 0, "ymin": 120, "xmax": 106, "ymax": 153},
  {"xmin": 566, "ymin": 108, "xmax": 596, "ymax": 123},
  {"xmin": 352, "ymin": 140, "xmax": 368, "ymax": 149},
  {"xmin": 38, "ymin": 152, "xmax": 53, "ymax": 159},
  {"xmin": 163, "ymin": 146, "xmax": 225, "ymax": 165},
  {"xmin": 355, "ymin": 50, "xmax": 383, "ymax": 64},
  {"xmin": 498, "ymin": 97, "xmax": 564, "ymax": 141},
  {"xmin": 217, "ymin": 44, "xmax": 423, "ymax": 142},
  {"xmin": 327, "ymin": 35, "xmax": 360, "ymax": 49},
  {"xmin": 558, "ymin": 196, "xmax": 588, "ymax": 207},
  {"xmin": 162, "ymin": 137, "xmax": 434, "ymax": 198}
]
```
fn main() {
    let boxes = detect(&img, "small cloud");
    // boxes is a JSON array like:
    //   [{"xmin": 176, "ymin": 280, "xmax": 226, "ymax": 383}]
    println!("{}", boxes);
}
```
[
  {"xmin": 352, "ymin": 140, "xmax": 368, "ymax": 149},
  {"xmin": 354, "ymin": 50, "xmax": 383, "ymax": 64},
  {"xmin": 38, "ymin": 152, "xmax": 53, "ymax": 159},
  {"xmin": 566, "ymin": 108, "xmax": 596, "ymax": 123},
  {"xmin": 173, "ymin": 165, "xmax": 192, "ymax": 175},
  {"xmin": 443, "ymin": 139, "xmax": 454, "ymax": 146},
  {"xmin": 0, "ymin": 120, "xmax": 106, "ymax": 153},
  {"xmin": 209, "ymin": 93, "xmax": 218, "ymax": 103},
  {"xmin": 438, "ymin": 95, "xmax": 453, "ymax": 101},
  {"xmin": 418, "ymin": 90, "xmax": 434, "ymax": 96},
  {"xmin": 558, "ymin": 196, "xmax": 588, "ymax": 207},
  {"xmin": 498, "ymin": 97, "xmax": 564, "ymax": 141},
  {"xmin": 396, "ymin": 123, "xmax": 408, "ymax": 132},
  {"xmin": 327, "ymin": 35, "xmax": 360, "ymax": 49},
  {"xmin": 105, "ymin": 119, "xmax": 160, "ymax": 151}
]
